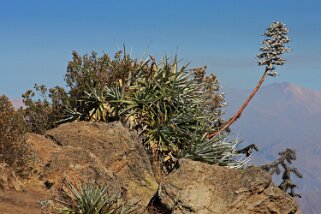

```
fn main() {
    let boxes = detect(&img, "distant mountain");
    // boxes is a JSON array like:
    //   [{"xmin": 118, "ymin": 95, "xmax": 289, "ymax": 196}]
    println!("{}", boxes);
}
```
[
  {"xmin": 11, "ymin": 99, "xmax": 24, "ymax": 109},
  {"xmin": 224, "ymin": 82, "xmax": 321, "ymax": 214}
]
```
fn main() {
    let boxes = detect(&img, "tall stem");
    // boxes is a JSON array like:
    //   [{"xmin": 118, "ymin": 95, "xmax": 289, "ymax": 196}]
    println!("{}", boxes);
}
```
[{"xmin": 208, "ymin": 67, "xmax": 269, "ymax": 138}]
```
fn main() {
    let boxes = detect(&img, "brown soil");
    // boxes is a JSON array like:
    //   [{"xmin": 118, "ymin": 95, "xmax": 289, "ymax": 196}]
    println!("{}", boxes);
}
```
[{"xmin": 0, "ymin": 189, "xmax": 50, "ymax": 214}]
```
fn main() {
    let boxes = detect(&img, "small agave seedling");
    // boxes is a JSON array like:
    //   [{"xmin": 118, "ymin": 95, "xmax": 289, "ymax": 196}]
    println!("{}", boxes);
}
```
[
  {"xmin": 59, "ymin": 178, "xmax": 133, "ymax": 214},
  {"xmin": 208, "ymin": 21, "xmax": 291, "ymax": 138}
]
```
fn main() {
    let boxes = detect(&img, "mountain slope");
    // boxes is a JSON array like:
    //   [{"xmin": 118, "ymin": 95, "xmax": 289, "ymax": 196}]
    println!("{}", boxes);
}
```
[{"xmin": 224, "ymin": 82, "xmax": 321, "ymax": 214}]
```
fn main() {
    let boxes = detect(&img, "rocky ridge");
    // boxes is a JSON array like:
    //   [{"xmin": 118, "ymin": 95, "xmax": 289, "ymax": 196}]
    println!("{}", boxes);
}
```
[{"xmin": 0, "ymin": 121, "xmax": 300, "ymax": 213}]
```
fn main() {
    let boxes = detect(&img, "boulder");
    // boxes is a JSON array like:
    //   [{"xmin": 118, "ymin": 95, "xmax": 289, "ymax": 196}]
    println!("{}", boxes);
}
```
[
  {"xmin": 41, "ymin": 146, "xmax": 118, "ymax": 194},
  {"xmin": 44, "ymin": 121, "xmax": 158, "ymax": 211},
  {"xmin": 159, "ymin": 159, "xmax": 301, "ymax": 214}
]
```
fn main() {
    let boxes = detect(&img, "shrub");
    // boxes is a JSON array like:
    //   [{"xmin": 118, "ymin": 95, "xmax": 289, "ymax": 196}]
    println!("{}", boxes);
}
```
[
  {"xmin": 0, "ymin": 95, "xmax": 34, "ymax": 177},
  {"xmin": 22, "ymin": 84, "xmax": 69, "ymax": 134},
  {"xmin": 262, "ymin": 148, "xmax": 303, "ymax": 197},
  {"xmin": 22, "ymin": 50, "xmax": 144, "ymax": 131}
]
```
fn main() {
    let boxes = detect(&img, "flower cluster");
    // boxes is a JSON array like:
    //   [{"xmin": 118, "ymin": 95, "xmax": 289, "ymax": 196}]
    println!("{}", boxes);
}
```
[{"xmin": 258, "ymin": 21, "xmax": 291, "ymax": 76}]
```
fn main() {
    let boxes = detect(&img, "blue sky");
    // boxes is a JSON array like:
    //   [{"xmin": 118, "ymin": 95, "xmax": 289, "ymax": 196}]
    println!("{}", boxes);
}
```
[{"xmin": 1, "ymin": 0, "xmax": 321, "ymax": 98}]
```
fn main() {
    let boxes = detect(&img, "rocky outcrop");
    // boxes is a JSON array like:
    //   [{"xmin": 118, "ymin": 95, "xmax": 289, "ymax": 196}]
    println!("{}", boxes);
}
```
[
  {"xmin": 45, "ymin": 121, "xmax": 158, "ymax": 211},
  {"xmin": 0, "ymin": 121, "xmax": 158, "ymax": 213},
  {"xmin": 159, "ymin": 159, "xmax": 301, "ymax": 214},
  {"xmin": 0, "ymin": 121, "xmax": 301, "ymax": 213}
]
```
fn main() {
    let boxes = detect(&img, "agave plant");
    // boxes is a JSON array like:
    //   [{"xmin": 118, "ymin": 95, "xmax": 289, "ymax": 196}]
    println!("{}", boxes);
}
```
[
  {"xmin": 60, "ymin": 179, "xmax": 132, "ymax": 214},
  {"xmin": 60, "ymin": 86, "xmax": 118, "ymax": 124},
  {"xmin": 103, "ymin": 56, "xmax": 245, "ymax": 170}
]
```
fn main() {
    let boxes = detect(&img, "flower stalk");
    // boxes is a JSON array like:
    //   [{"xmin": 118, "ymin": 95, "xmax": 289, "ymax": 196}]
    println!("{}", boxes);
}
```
[{"xmin": 208, "ymin": 21, "xmax": 291, "ymax": 138}]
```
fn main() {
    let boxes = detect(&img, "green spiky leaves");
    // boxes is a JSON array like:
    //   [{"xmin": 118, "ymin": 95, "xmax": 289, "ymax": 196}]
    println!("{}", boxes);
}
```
[
  {"xmin": 83, "ymin": 56, "xmax": 245, "ymax": 170},
  {"xmin": 60, "ymin": 179, "xmax": 132, "ymax": 214}
]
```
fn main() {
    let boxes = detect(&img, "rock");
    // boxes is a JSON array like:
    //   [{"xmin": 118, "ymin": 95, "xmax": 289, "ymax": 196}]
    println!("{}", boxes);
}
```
[
  {"xmin": 45, "ymin": 121, "xmax": 158, "ymax": 212},
  {"xmin": 159, "ymin": 159, "xmax": 301, "ymax": 214},
  {"xmin": 26, "ymin": 133, "xmax": 61, "ymax": 165},
  {"xmin": 0, "ymin": 163, "xmax": 23, "ymax": 192},
  {"xmin": 41, "ymin": 146, "xmax": 118, "ymax": 193}
]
